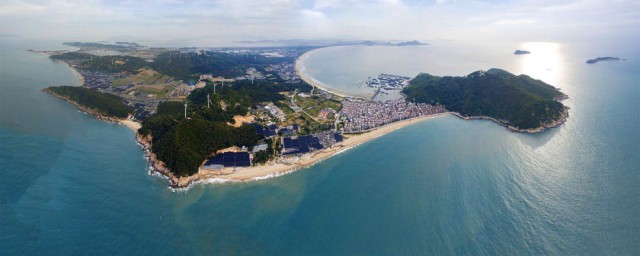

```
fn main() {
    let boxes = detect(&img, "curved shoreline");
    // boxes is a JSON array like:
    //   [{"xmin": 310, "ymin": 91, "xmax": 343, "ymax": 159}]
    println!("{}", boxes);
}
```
[
  {"xmin": 450, "ymin": 107, "xmax": 569, "ymax": 134},
  {"xmin": 57, "ymin": 60, "xmax": 85, "ymax": 86},
  {"xmin": 141, "ymin": 107, "xmax": 569, "ymax": 189},
  {"xmin": 42, "ymin": 47, "xmax": 570, "ymax": 191},
  {"xmin": 43, "ymin": 88, "xmax": 140, "ymax": 131},
  {"xmin": 30, "ymin": 50, "xmax": 86, "ymax": 86},
  {"xmin": 47, "ymin": 81, "xmax": 567, "ymax": 190},
  {"xmin": 295, "ymin": 48, "xmax": 569, "ymax": 135},
  {"xmin": 141, "ymin": 113, "xmax": 450, "ymax": 189},
  {"xmin": 295, "ymin": 48, "xmax": 369, "ymax": 99}
]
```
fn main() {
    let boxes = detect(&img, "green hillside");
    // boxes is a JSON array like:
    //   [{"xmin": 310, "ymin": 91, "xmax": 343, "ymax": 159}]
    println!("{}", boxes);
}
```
[
  {"xmin": 139, "ymin": 117, "xmax": 261, "ymax": 177},
  {"xmin": 44, "ymin": 86, "xmax": 133, "ymax": 118},
  {"xmin": 139, "ymin": 80, "xmax": 311, "ymax": 177},
  {"xmin": 402, "ymin": 69, "xmax": 567, "ymax": 130}
]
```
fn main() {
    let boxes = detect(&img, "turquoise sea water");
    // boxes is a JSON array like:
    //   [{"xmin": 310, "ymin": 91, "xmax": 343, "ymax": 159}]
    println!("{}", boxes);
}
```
[{"xmin": 1, "ymin": 39, "xmax": 639, "ymax": 255}]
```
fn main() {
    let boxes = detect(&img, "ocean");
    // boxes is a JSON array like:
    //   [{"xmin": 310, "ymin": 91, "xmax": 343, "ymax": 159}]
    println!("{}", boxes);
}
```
[{"xmin": 1, "ymin": 38, "xmax": 638, "ymax": 255}]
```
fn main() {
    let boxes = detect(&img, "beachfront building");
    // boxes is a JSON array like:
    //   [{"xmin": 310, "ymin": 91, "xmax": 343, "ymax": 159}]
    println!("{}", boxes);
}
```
[
  {"xmin": 340, "ymin": 98, "xmax": 446, "ymax": 133},
  {"xmin": 252, "ymin": 144, "xmax": 268, "ymax": 153},
  {"xmin": 201, "ymin": 163, "xmax": 223, "ymax": 173},
  {"xmin": 204, "ymin": 152, "xmax": 252, "ymax": 169},
  {"xmin": 281, "ymin": 131, "xmax": 343, "ymax": 156}
]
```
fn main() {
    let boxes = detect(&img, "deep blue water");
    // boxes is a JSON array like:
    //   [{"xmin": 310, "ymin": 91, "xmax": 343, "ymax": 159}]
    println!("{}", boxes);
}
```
[{"xmin": 1, "ymin": 39, "xmax": 638, "ymax": 255}]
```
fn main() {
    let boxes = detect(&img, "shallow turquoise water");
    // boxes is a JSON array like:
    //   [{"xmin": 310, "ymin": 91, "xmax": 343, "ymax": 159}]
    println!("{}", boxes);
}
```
[{"xmin": 1, "ymin": 39, "xmax": 638, "ymax": 255}]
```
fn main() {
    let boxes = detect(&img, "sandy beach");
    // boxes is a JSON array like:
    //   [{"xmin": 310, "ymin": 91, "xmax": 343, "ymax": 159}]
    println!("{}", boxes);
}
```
[
  {"xmin": 189, "ymin": 112, "xmax": 450, "ymax": 184},
  {"xmin": 148, "ymin": 51, "xmax": 454, "ymax": 188},
  {"xmin": 32, "ymin": 51, "xmax": 86, "ymax": 86},
  {"xmin": 119, "ymin": 118, "xmax": 141, "ymax": 131},
  {"xmin": 186, "ymin": 105, "xmax": 568, "ymax": 186},
  {"xmin": 49, "ymin": 48, "xmax": 568, "ymax": 190},
  {"xmin": 295, "ymin": 50, "xmax": 366, "ymax": 98},
  {"xmin": 65, "ymin": 62, "xmax": 85, "ymax": 86}
]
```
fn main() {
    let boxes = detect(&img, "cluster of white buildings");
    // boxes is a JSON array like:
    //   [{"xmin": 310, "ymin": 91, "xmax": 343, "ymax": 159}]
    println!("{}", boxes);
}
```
[
  {"xmin": 340, "ymin": 98, "xmax": 447, "ymax": 133},
  {"xmin": 263, "ymin": 102, "xmax": 286, "ymax": 121},
  {"xmin": 265, "ymin": 62, "xmax": 300, "ymax": 83}
]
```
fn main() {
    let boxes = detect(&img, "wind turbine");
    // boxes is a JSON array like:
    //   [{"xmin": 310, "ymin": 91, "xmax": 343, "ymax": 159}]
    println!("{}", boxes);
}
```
[{"xmin": 184, "ymin": 102, "xmax": 187, "ymax": 119}]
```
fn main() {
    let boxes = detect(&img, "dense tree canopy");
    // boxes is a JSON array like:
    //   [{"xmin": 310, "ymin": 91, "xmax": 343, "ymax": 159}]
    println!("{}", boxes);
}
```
[
  {"xmin": 139, "ymin": 116, "xmax": 262, "ymax": 177},
  {"xmin": 45, "ymin": 86, "xmax": 133, "ymax": 118},
  {"xmin": 140, "ymin": 80, "xmax": 311, "ymax": 176},
  {"xmin": 51, "ymin": 53, "xmax": 148, "ymax": 73},
  {"xmin": 402, "ymin": 69, "xmax": 567, "ymax": 129},
  {"xmin": 150, "ymin": 51, "xmax": 291, "ymax": 79},
  {"xmin": 50, "ymin": 48, "xmax": 315, "ymax": 176}
]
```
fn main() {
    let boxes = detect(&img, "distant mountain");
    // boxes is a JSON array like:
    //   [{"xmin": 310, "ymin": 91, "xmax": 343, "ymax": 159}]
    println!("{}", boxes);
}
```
[
  {"xmin": 232, "ymin": 39, "xmax": 428, "ymax": 47},
  {"xmin": 586, "ymin": 57, "xmax": 622, "ymax": 64},
  {"xmin": 357, "ymin": 40, "xmax": 428, "ymax": 46},
  {"xmin": 115, "ymin": 41, "xmax": 143, "ymax": 48},
  {"xmin": 514, "ymin": 50, "xmax": 531, "ymax": 55},
  {"xmin": 395, "ymin": 40, "xmax": 428, "ymax": 46},
  {"xmin": 403, "ymin": 68, "xmax": 568, "ymax": 131},
  {"xmin": 63, "ymin": 42, "xmax": 142, "ymax": 50}
]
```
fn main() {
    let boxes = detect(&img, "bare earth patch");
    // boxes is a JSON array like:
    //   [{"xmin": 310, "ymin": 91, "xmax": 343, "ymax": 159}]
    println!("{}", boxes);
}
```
[{"xmin": 227, "ymin": 115, "xmax": 255, "ymax": 127}]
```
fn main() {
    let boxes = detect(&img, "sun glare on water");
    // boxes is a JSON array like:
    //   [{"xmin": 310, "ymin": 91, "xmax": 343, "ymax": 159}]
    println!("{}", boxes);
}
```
[{"xmin": 516, "ymin": 42, "xmax": 566, "ymax": 87}]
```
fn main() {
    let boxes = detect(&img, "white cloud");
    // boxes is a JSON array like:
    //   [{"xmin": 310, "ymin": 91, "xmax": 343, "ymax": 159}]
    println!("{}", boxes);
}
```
[
  {"xmin": 314, "ymin": 0, "xmax": 340, "ymax": 9},
  {"xmin": 301, "ymin": 9, "xmax": 327, "ymax": 19},
  {"xmin": 0, "ymin": 0, "xmax": 637, "ymax": 45},
  {"xmin": 493, "ymin": 18, "xmax": 536, "ymax": 25}
]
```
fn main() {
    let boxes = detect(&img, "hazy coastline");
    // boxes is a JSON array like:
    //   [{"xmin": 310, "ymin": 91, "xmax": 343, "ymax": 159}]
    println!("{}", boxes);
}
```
[
  {"xmin": 296, "ymin": 48, "xmax": 371, "ymax": 99},
  {"xmin": 43, "ymin": 87, "xmax": 140, "ymax": 131}
]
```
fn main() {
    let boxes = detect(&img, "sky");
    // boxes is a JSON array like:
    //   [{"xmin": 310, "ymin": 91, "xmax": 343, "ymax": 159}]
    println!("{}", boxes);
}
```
[{"xmin": 0, "ymin": 0, "xmax": 638, "ymax": 46}]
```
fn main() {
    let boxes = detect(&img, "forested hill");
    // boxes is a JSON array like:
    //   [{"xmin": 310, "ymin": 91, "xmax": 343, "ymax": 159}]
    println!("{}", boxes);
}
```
[
  {"xmin": 138, "ymin": 81, "xmax": 313, "ymax": 177},
  {"xmin": 151, "ymin": 51, "xmax": 290, "ymax": 79},
  {"xmin": 44, "ymin": 86, "xmax": 133, "ymax": 118},
  {"xmin": 402, "ymin": 69, "xmax": 568, "ymax": 130}
]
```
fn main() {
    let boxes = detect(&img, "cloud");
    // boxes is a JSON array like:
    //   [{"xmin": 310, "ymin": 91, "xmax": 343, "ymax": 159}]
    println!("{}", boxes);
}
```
[
  {"xmin": 493, "ymin": 18, "xmax": 536, "ymax": 26},
  {"xmin": 301, "ymin": 9, "xmax": 327, "ymax": 19},
  {"xmin": 0, "ymin": 0, "xmax": 637, "ymax": 45},
  {"xmin": 314, "ymin": 0, "xmax": 340, "ymax": 9}
]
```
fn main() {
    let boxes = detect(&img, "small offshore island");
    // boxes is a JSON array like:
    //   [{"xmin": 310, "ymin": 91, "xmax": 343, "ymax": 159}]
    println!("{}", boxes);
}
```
[
  {"xmin": 514, "ymin": 50, "xmax": 531, "ymax": 55},
  {"xmin": 40, "ymin": 42, "xmax": 568, "ymax": 189},
  {"xmin": 586, "ymin": 56, "xmax": 624, "ymax": 64}
]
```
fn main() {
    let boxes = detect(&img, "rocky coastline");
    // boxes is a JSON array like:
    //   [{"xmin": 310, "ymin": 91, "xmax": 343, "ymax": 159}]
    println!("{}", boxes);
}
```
[
  {"xmin": 135, "ymin": 133, "xmax": 199, "ymax": 188},
  {"xmin": 450, "ymin": 106, "xmax": 569, "ymax": 133},
  {"xmin": 43, "ymin": 88, "xmax": 122, "ymax": 124}
]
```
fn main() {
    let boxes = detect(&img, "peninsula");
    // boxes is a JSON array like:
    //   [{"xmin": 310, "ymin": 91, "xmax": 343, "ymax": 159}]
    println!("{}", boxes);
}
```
[
  {"xmin": 402, "ymin": 68, "xmax": 568, "ymax": 133},
  {"xmin": 42, "ymin": 42, "xmax": 569, "ymax": 189},
  {"xmin": 514, "ymin": 50, "xmax": 531, "ymax": 55}
]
